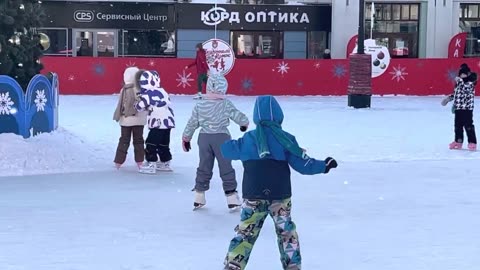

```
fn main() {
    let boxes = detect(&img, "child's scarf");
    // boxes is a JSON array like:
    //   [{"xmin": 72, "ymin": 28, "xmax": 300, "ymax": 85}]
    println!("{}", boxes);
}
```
[{"xmin": 256, "ymin": 120, "xmax": 307, "ymax": 159}]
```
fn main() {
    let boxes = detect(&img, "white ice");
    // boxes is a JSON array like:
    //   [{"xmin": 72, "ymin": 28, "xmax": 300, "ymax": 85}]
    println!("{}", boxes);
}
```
[{"xmin": 1, "ymin": 95, "xmax": 480, "ymax": 270}]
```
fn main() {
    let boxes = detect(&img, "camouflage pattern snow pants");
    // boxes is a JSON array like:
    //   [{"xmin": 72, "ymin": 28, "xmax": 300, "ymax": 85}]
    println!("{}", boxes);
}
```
[{"xmin": 224, "ymin": 198, "xmax": 301, "ymax": 270}]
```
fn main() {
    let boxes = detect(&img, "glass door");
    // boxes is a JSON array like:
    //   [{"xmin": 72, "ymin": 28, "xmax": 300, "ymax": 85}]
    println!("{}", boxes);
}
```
[
  {"xmin": 75, "ymin": 30, "xmax": 93, "ymax": 57},
  {"xmin": 73, "ymin": 29, "xmax": 117, "ymax": 57},
  {"xmin": 97, "ymin": 31, "xmax": 115, "ymax": 57}
]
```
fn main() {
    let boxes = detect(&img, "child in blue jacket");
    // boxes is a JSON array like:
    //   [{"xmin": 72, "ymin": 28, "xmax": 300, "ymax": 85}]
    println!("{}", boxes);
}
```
[{"xmin": 221, "ymin": 95, "xmax": 338, "ymax": 270}]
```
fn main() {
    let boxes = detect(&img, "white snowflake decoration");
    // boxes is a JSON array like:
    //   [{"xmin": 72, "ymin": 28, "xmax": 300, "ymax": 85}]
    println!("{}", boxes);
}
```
[
  {"xmin": 148, "ymin": 60, "xmax": 156, "ymax": 67},
  {"xmin": 313, "ymin": 62, "xmax": 321, "ymax": 69},
  {"xmin": 176, "ymin": 70, "xmax": 194, "ymax": 88},
  {"xmin": 389, "ymin": 65, "xmax": 408, "ymax": 82},
  {"xmin": 34, "ymin": 89, "xmax": 47, "ymax": 112},
  {"xmin": 68, "ymin": 75, "xmax": 75, "ymax": 81},
  {"xmin": 126, "ymin": 61, "xmax": 136, "ymax": 67},
  {"xmin": 276, "ymin": 61, "xmax": 290, "ymax": 75},
  {"xmin": 0, "ymin": 92, "xmax": 14, "ymax": 115}
]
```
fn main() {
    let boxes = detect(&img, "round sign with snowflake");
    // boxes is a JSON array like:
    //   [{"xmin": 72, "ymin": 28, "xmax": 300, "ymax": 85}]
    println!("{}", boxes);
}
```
[
  {"xmin": 352, "ymin": 39, "xmax": 391, "ymax": 78},
  {"xmin": 202, "ymin": 39, "xmax": 235, "ymax": 76}
]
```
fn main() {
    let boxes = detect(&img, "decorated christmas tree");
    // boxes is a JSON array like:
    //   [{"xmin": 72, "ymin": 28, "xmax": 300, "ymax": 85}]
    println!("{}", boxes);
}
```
[{"xmin": 0, "ymin": 0, "xmax": 46, "ymax": 91}]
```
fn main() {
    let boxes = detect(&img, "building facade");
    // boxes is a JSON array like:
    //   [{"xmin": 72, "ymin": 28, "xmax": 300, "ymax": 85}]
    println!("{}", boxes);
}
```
[
  {"xmin": 38, "ymin": 0, "xmax": 480, "ymax": 59},
  {"xmin": 327, "ymin": 0, "xmax": 475, "ymax": 59}
]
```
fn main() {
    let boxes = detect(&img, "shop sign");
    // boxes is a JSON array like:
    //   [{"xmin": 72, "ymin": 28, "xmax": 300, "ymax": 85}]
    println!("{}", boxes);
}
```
[
  {"xmin": 42, "ymin": 2, "xmax": 174, "ymax": 29},
  {"xmin": 177, "ymin": 4, "xmax": 331, "ymax": 31},
  {"xmin": 202, "ymin": 39, "xmax": 235, "ymax": 76},
  {"xmin": 201, "ymin": 6, "xmax": 310, "ymax": 26}
]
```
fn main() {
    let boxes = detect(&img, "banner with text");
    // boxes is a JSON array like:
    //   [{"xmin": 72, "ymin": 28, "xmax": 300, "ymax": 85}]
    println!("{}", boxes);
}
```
[{"xmin": 176, "ymin": 3, "xmax": 331, "ymax": 31}]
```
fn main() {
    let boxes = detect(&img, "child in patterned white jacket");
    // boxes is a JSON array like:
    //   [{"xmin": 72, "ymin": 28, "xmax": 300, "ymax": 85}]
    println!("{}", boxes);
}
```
[
  {"xmin": 182, "ymin": 74, "xmax": 249, "ymax": 210},
  {"xmin": 135, "ymin": 70, "xmax": 175, "ymax": 173},
  {"xmin": 443, "ymin": 65, "xmax": 477, "ymax": 151}
]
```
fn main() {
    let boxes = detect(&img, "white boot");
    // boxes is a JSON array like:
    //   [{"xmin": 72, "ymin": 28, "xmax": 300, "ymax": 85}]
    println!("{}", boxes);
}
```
[
  {"xmin": 226, "ymin": 191, "xmax": 241, "ymax": 210},
  {"xmin": 193, "ymin": 191, "xmax": 206, "ymax": 209},
  {"xmin": 157, "ymin": 161, "xmax": 173, "ymax": 171},
  {"xmin": 139, "ymin": 162, "xmax": 156, "ymax": 174}
]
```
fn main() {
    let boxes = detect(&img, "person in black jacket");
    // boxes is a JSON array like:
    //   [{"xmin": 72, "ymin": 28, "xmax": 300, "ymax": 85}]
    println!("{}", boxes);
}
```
[{"xmin": 221, "ymin": 95, "xmax": 338, "ymax": 270}]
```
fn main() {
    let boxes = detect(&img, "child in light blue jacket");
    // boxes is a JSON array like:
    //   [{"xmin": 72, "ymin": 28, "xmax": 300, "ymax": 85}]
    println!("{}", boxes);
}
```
[{"xmin": 221, "ymin": 95, "xmax": 337, "ymax": 270}]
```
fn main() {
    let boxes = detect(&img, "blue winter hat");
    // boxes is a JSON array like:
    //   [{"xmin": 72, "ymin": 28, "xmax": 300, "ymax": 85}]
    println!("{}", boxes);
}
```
[{"xmin": 206, "ymin": 74, "xmax": 228, "ymax": 95}]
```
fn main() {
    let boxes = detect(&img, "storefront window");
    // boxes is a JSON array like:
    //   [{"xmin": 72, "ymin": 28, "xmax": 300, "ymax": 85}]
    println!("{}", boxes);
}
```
[
  {"xmin": 76, "ymin": 31, "xmax": 94, "ymax": 57},
  {"xmin": 119, "ymin": 30, "xmax": 176, "ymax": 57},
  {"xmin": 38, "ymin": 28, "xmax": 71, "ymax": 56},
  {"xmin": 231, "ymin": 31, "xmax": 283, "ymax": 59},
  {"xmin": 410, "ymin": 5, "xmax": 419, "ymax": 20},
  {"xmin": 308, "ymin": 31, "xmax": 329, "ymax": 59},
  {"xmin": 460, "ymin": 4, "xmax": 480, "ymax": 57},
  {"xmin": 97, "ymin": 31, "xmax": 115, "ymax": 57},
  {"xmin": 366, "ymin": 3, "xmax": 420, "ymax": 58}
]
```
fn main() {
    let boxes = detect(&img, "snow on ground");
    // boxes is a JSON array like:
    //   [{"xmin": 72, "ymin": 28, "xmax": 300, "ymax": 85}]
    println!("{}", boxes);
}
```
[{"xmin": 1, "ymin": 95, "xmax": 480, "ymax": 270}]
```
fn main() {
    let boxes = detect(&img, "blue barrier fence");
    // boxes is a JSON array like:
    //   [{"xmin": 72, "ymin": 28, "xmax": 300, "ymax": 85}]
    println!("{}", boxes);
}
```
[{"xmin": 0, "ymin": 73, "xmax": 59, "ymax": 138}]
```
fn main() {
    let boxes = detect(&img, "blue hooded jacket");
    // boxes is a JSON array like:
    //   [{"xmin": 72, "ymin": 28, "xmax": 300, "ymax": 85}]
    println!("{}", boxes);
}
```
[{"xmin": 221, "ymin": 95, "xmax": 326, "ymax": 200}]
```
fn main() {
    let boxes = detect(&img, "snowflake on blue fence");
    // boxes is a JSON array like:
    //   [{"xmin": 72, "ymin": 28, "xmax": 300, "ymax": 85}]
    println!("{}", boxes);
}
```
[
  {"xmin": 34, "ymin": 89, "xmax": 47, "ymax": 112},
  {"xmin": 0, "ymin": 92, "xmax": 14, "ymax": 115}
]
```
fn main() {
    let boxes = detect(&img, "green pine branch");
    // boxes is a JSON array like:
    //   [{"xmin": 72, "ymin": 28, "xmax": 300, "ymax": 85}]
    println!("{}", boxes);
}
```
[{"xmin": 0, "ymin": 0, "xmax": 46, "ymax": 91}]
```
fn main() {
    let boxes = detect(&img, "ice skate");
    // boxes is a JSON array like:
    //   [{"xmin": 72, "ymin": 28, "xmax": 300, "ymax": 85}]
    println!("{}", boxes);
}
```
[
  {"xmin": 114, "ymin": 163, "xmax": 122, "ymax": 169},
  {"xmin": 449, "ymin": 142, "xmax": 462, "ymax": 150},
  {"xmin": 136, "ymin": 162, "xmax": 143, "ymax": 170},
  {"xmin": 225, "ymin": 261, "xmax": 242, "ymax": 270},
  {"xmin": 193, "ymin": 93, "xmax": 203, "ymax": 100},
  {"xmin": 139, "ymin": 162, "xmax": 156, "ymax": 174},
  {"xmin": 156, "ymin": 161, "xmax": 173, "ymax": 172},
  {"xmin": 226, "ymin": 191, "xmax": 241, "ymax": 212},
  {"xmin": 468, "ymin": 143, "xmax": 477, "ymax": 151},
  {"xmin": 193, "ymin": 191, "xmax": 206, "ymax": 210}
]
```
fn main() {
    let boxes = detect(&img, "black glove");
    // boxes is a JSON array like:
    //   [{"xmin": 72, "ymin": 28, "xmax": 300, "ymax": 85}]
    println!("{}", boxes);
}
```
[
  {"xmin": 183, "ymin": 140, "xmax": 191, "ymax": 152},
  {"xmin": 240, "ymin": 126, "xmax": 247, "ymax": 132},
  {"xmin": 324, "ymin": 157, "xmax": 338, "ymax": 174}
]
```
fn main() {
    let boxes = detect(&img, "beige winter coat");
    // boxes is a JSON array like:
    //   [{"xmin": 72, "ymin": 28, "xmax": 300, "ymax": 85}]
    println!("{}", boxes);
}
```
[{"xmin": 113, "ymin": 67, "xmax": 147, "ymax": 127}]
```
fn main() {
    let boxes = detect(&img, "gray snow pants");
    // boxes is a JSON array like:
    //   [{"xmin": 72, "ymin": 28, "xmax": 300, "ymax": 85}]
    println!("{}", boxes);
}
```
[{"xmin": 195, "ymin": 133, "xmax": 237, "ymax": 193}]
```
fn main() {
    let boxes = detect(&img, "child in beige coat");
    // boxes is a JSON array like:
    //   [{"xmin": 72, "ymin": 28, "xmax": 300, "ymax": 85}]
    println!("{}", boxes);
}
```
[{"xmin": 113, "ymin": 67, "xmax": 148, "ymax": 169}]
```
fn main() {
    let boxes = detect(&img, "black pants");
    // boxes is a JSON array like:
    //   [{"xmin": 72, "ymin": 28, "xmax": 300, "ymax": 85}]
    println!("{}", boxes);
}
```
[
  {"xmin": 454, "ymin": 110, "xmax": 477, "ymax": 144},
  {"xmin": 145, "ymin": 129, "xmax": 172, "ymax": 162}
]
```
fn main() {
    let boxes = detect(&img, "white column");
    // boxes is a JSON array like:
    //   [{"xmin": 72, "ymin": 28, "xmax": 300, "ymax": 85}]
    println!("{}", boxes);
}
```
[
  {"xmin": 330, "ymin": 0, "xmax": 360, "ymax": 59},
  {"xmin": 426, "ymin": 0, "xmax": 457, "ymax": 58}
]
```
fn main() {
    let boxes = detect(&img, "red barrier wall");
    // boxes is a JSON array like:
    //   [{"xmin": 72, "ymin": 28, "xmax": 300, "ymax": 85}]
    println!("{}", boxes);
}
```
[{"xmin": 41, "ymin": 57, "xmax": 480, "ymax": 96}]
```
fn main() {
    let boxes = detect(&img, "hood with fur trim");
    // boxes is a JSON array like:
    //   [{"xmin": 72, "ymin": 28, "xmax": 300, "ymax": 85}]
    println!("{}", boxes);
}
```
[{"xmin": 123, "ymin": 67, "xmax": 140, "ymax": 84}]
